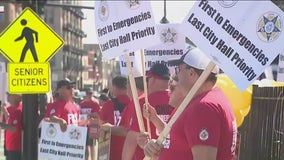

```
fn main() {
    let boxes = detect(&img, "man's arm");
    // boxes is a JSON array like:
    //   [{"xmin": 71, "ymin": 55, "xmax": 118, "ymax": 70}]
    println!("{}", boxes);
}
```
[
  {"xmin": 112, "ymin": 126, "xmax": 128, "ymax": 136},
  {"xmin": 122, "ymin": 130, "xmax": 139, "ymax": 160},
  {"xmin": 143, "ymin": 104, "xmax": 165, "ymax": 133},
  {"xmin": 48, "ymin": 115, "xmax": 67, "ymax": 132},
  {"xmin": 191, "ymin": 145, "xmax": 217, "ymax": 160},
  {"xmin": 1, "ymin": 106, "xmax": 9, "ymax": 120},
  {"xmin": 0, "ymin": 122, "xmax": 16, "ymax": 132},
  {"xmin": 100, "ymin": 123, "xmax": 128, "ymax": 137}
]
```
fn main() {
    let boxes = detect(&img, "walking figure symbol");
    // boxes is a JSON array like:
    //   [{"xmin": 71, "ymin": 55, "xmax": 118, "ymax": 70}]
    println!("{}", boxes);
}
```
[{"xmin": 15, "ymin": 19, "xmax": 38, "ymax": 62}]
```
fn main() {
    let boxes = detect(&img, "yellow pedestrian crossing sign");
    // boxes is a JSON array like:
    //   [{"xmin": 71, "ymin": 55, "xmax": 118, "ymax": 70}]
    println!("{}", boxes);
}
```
[{"xmin": 0, "ymin": 7, "xmax": 64, "ymax": 63}]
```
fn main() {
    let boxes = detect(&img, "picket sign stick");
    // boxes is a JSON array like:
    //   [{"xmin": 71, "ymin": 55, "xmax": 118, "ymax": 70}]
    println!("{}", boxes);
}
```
[
  {"xmin": 144, "ymin": 61, "xmax": 216, "ymax": 160},
  {"xmin": 125, "ymin": 54, "xmax": 145, "ymax": 132},
  {"xmin": 140, "ymin": 50, "xmax": 151, "ymax": 137}
]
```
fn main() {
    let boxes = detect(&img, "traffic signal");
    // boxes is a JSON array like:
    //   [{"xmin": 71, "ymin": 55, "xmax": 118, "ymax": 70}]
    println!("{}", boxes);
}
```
[
  {"xmin": 93, "ymin": 53, "xmax": 98, "ymax": 63},
  {"xmin": 21, "ymin": 0, "xmax": 46, "ymax": 15},
  {"xmin": 37, "ymin": 0, "xmax": 47, "ymax": 15}
]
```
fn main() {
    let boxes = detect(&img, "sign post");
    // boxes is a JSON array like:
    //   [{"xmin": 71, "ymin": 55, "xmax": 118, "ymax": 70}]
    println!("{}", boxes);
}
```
[{"xmin": 0, "ymin": 7, "xmax": 64, "ymax": 160}]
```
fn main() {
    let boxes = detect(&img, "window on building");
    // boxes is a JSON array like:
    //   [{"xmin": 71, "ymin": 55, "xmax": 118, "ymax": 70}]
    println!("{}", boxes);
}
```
[{"xmin": 0, "ymin": 13, "xmax": 4, "ymax": 22}]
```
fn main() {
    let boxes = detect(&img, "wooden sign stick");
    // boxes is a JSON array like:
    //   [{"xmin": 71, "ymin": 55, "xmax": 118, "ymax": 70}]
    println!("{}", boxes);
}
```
[
  {"xmin": 125, "ymin": 54, "xmax": 145, "ymax": 132},
  {"xmin": 140, "ymin": 49, "xmax": 151, "ymax": 137}
]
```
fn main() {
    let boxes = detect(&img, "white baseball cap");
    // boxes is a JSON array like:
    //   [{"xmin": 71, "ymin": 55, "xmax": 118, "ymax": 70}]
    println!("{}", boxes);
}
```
[{"xmin": 168, "ymin": 47, "xmax": 219, "ymax": 74}]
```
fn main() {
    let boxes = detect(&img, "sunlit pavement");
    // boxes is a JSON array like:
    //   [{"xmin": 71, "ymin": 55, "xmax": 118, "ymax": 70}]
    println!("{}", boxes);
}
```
[{"xmin": 0, "ymin": 130, "xmax": 5, "ymax": 160}]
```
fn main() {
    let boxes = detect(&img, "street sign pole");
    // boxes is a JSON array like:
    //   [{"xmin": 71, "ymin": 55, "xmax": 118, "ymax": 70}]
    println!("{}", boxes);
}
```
[
  {"xmin": 22, "ymin": 94, "xmax": 39, "ymax": 160},
  {"xmin": 22, "ymin": 2, "xmax": 39, "ymax": 159}
]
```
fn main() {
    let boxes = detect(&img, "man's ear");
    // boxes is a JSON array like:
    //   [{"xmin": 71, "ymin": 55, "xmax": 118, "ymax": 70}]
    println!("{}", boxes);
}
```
[
  {"xmin": 187, "ymin": 67, "xmax": 195, "ymax": 76},
  {"xmin": 151, "ymin": 77, "xmax": 156, "ymax": 84}
]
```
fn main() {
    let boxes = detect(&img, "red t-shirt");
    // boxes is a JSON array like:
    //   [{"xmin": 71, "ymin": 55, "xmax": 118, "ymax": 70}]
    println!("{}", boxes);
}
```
[
  {"xmin": 121, "ymin": 94, "xmax": 145, "ymax": 131},
  {"xmin": 80, "ymin": 99, "xmax": 100, "ymax": 115},
  {"xmin": 129, "ymin": 91, "xmax": 174, "ymax": 160},
  {"xmin": 80, "ymin": 99, "xmax": 100, "ymax": 135},
  {"xmin": 130, "ymin": 91, "xmax": 173, "ymax": 137},
  {"xmin": 45, "ymin": 101, "xmax": 54, "ymax": 117},
  {"xmin": 99, "ymin": 95, "xmax": 130, "ymax": 160},
  {"xmin": 5, "ymin": 104, "xmax": 23, "ymax": 151},
  {"xmin": 45, "ymin": 99, "xmax": 80, "ymax": 125},
  {"xmin": 159, "ymin": 87, "xmax": 237, "ymax": 160},
  {"xmin": 80, "ymin": 99, "xmax": 100, "ymax": 121},
  {"xmin": 120, "ymin": 101, "xmax": 132, "ymax": 130}
]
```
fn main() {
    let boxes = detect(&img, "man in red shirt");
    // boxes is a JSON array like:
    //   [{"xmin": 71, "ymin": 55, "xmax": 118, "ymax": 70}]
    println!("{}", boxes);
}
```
[
  {"xmin": 143, "ymin": 47, "xmax": 237, "ymax": 160},
  {"xmin": 0, "ymin": 93, "xmax": 23, "ymax": 160},
  {"xmin": 98, "ymin": 93, "xmax": 109, "ymax": 107},
  {"xmin": 122, "ymin": 64, "xmax": 174, "ymax": 160},
  {"xmin": 121, "ymin": 76, "xmax": 145, "ymax": 133},
  {"xmin": 99, "ymin": 75, "xmax": 130, "ymax": 160},
  {"xmin": 45, "ymin": 79, "xmax": 80, "ymax": 131},
  {"xmin": 99, "ymin": 76, "xmax": 145, "ymax": 160},
  {"xmin": 80, "ymin": 87, "xmax": 100, "ymax": 160},
  {"xmin": 138, "ymin": 75, "xmax": 184, "ymax": 134}
]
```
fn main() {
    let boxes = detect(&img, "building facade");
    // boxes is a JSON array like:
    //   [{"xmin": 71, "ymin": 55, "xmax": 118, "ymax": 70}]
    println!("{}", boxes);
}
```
[
  {"xmin": 45, "ymin": 0, "xmax": 86, "ymax": 90},
  {"xmin": 83, "ymin": 44, "xmax": 120, "ymax": 94}
]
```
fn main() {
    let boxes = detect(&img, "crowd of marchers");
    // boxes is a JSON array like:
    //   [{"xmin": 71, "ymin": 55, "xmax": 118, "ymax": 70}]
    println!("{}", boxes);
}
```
[{"xmin": 0, "ymin": 46, "xmax": 237, "ymax": 160}]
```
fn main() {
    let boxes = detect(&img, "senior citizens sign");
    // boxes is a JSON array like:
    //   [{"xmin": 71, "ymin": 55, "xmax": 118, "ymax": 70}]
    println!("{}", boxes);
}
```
[
  {"xmin": 181, "ymin": 0, "xmax": 284, "ymax": 91},
  {"xmin": 94, "ymin": 1, "xmax": 159, "ymax": 60}
]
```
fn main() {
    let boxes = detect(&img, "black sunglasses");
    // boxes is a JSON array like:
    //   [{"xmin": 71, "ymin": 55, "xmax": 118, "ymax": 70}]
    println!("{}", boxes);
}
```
[{"xmin": 175, "ymin": 66, "xmax": 180, "ymax": 75}]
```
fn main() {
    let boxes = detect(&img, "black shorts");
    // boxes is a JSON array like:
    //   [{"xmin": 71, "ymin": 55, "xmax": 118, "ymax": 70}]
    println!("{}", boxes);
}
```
[
  {"xmin": 6, "ymin": 151, "xmax": 22, "ymax": 160},
  {"xmin": 86, "ymin": 132, "xmax": 94, "ymax": 146}
]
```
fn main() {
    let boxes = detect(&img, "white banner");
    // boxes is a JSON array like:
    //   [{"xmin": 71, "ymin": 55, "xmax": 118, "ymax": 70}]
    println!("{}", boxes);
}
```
[
  {"xmin": 145, "ymin": 23, "xmax": 186, "ymax": 73},
  {"xmin": 119, "ymin": 51, "xmax": 143, "ymax": 77},
  {"xmin": 181, "ymin": 0, "xmax": 284, "ymax": 91},
  {"xmin": 118, "ymin": 24, "xmax": 186, "ymax": 75},
  {"xmin": 94, "ymin": 1, "xmax": 160, "ymax": 60},
  {"xmin": 39, "ymin": 121, "xmax": 87, "ymax": 160}
]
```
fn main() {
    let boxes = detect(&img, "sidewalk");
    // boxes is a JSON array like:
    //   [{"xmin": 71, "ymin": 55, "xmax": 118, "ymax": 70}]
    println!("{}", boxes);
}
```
[{"xmin": 0, "ymin": 129, "xmax": 5, "ymax": 160}]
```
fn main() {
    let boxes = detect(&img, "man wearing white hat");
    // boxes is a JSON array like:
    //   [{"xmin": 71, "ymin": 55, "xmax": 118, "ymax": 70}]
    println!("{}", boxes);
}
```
[{"xmin": 142, "ymin": 47, "xmax": 237, "ymax": 160}]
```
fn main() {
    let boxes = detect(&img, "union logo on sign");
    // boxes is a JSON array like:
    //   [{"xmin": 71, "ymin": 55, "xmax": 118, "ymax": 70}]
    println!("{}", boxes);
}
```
[
  {"xmin": 0, "ymin": 7, "xmax": 64, "ymax": 63},
  {"xmin": 256, "ymin": 11, "xmax": 282, "ymax": 43}
]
